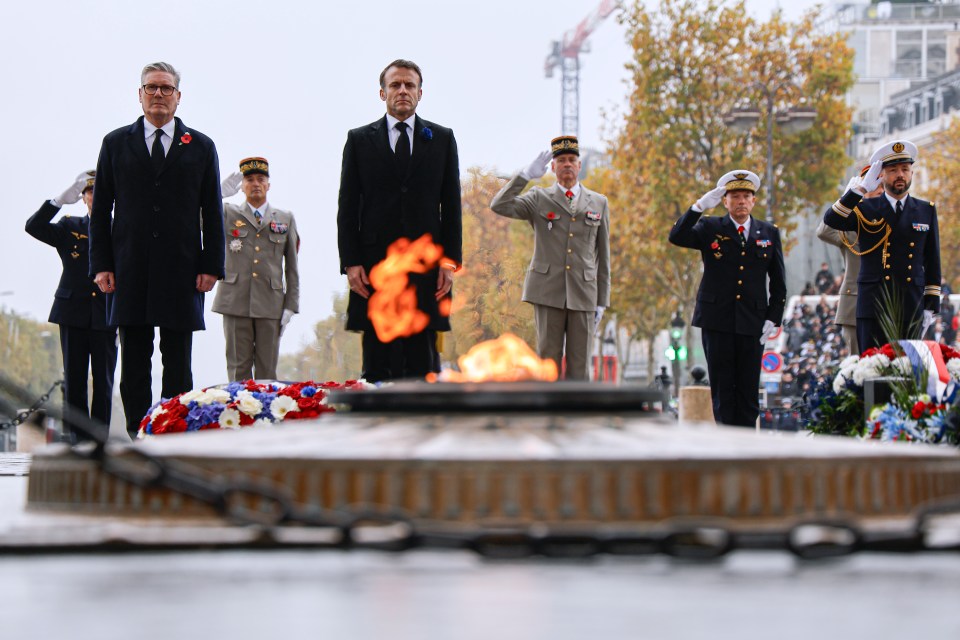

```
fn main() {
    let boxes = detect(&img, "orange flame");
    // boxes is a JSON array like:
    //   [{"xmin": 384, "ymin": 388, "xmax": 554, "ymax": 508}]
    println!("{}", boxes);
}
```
[
  {"xmin": 437, "ymin": 333, "xmax": 558, "ymax": 382},
  {"xmin": 368, "ymin": 234, "xmax": 445, "ymax": 342}
]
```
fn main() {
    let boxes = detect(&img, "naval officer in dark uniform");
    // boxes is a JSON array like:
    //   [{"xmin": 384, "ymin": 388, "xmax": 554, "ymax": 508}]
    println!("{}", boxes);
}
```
[
  {"xmin": 822, "ymin": 140, "xmax": 940, "ymax": 351},
  {"xmin": 669, "ymin": 170, "xmax": 786, "ymax": 427},
  {"xmin": 25, "ymin": 171, "xmax": 117, "ymax": 442}
]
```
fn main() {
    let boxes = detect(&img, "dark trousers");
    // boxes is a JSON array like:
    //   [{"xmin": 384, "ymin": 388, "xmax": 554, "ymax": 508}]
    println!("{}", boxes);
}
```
[
  {"xmin": 361, "ymin": 330, "xmax": 438, "ymax": 383},
  {"xmin": 119, "ymin": 326, "xmax": 192, "ymax": 439},
  {"xmin": 59, "ymin": 326, "xmax": 118, "ymax": 442},
  {"xmin": 701, "ymin": 328, "xmax": 763, "ymax": 427}
]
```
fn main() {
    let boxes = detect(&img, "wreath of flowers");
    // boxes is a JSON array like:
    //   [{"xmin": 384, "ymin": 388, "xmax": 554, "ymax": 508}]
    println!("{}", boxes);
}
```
[
  {"xmin": 809, "ymin": 341, "xmax": 960, "ymax": 445},
  {"xmin": 138, "ymin": 379, "xmax": 371, "ymax": 438}
]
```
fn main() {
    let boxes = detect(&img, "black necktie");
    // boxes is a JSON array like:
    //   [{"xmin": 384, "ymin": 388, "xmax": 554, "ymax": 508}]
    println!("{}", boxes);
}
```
[
  {"xmin": 151, "ymin": 129, "xmax": 165, "ymax": 173},
  {"xmin": 395, "ymin": 122, "xmax": 410, "ymax": 173},
  {"xmin": 896, "ymin": 200, "xmax": 903, "ymax": 216}
]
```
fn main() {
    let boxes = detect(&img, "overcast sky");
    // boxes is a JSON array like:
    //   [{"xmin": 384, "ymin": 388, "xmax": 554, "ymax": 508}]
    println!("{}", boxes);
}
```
[{"xmin": 4, "ymin": 0, "xmax": 823, "ymax": 394}]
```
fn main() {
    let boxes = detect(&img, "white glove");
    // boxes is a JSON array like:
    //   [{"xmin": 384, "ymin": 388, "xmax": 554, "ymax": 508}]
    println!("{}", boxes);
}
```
[
  {"xmin": 857, "ymin": 160, "xmax": 882, "ymax": 194},
  {"xmin": 759, "ymin": 319, "xmax": 776, "ymax": 345},
  {"xmin": 693, "ymin": 186, "xmax": 727, "ymax": 212},
  {"xmin": 844, "ymin": 175, "xmax": 860, "ymax": 194},
  {"xmin": 520, "ymin": 150, "xmax": 553, "ymax": 181},
  {"xmin": 922, "ymin": 310, "xmax": 936, "ymax": 336},
  {"xmin": 52, "ymin": 171, "xmax": 93, "ymax": 207},
  {"xmin": 279, "ymin": 309, "xmax": 295, "ymax": 337},
  {"xmin": 594, "ymin": 306, "xmax": 605, "ymax": 327},
  {"xmin": 221, "ymin": 171, "xmax": 243, "ymax": 198}
]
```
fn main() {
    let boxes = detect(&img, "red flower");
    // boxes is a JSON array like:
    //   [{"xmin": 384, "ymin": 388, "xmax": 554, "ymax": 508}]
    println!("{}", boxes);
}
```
[
  {"xmin": 180, "ymin": 133, "xmax": 192, "ymax": 144},
  {"xmin": 911, "ymin": 401, "xmax": 925, "ymax": 419},
  {"xmin": 231, "ymin": 229, "xmax": 240, "ymax": 237},
  {"xmin": 941, "ymin": 344, "xmax": 960, "ymax": 361},
  {"xmin": 546, "ymin": 212, "xmax": 558, "ymax": 220},
  {"xmin": 710, "ymin": 241, "xmax": 719, "ymax": 250}
]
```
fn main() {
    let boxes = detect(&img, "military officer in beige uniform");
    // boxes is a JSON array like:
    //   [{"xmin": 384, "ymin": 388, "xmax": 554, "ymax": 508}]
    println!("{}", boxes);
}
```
[
  {"xmin": 491, "ymin": 135, "xmax": 611, "ymax": 380},
  {"xmin": 214, "ymin": 157, "xmax": 300, "ymax": 381}
]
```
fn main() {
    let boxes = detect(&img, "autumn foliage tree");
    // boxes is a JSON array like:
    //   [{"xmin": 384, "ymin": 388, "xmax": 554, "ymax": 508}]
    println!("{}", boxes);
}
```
[
  {"xmin": 919, "ymin": 116, "xmax": 960, "ymax": 290},
  {"xmin": 602, "ymin": 0, "xmax": 854, "ymax": 375},
  {"xmin": 278, "ymin": 291, "xmax": 362, "ymax": 382}
]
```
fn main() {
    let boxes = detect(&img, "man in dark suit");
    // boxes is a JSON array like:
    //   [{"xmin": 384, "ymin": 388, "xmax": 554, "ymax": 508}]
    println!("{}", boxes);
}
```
[
  {"xmin": 26, "ymin": 171, "xmax": 117, "ymax": 442},
  {"xmin": 337, "ymin": 59, "xmax": 462, "ymax": 382},
  {"xmin": 668, "ymin": 170, "xmax": 787, "ymax": 427},
  {"xmin": 89, "ymin": 62, "xmax": 225, "ymax": 439},
  {"xmin": 822, "ymin": 140, "xmax": 940, "ymax": 352}
]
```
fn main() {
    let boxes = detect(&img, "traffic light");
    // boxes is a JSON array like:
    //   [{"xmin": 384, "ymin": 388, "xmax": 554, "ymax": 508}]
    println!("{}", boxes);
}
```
[
  {"xmin": 676, "ymin": 345, "xmax": 687, "ymax": 361},
  {"xmin": 665, "ymin": 345, "xmax": 677, "ymax": 361},
  {"xmin": 670, "ymin": 327, "xmax": 683, "ymax": 341}
]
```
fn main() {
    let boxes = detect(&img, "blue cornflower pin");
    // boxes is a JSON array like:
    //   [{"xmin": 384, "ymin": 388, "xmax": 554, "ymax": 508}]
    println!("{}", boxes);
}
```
[{"xmin": 421, "ymin": 127, "xmax": 433, "ymax": 141}]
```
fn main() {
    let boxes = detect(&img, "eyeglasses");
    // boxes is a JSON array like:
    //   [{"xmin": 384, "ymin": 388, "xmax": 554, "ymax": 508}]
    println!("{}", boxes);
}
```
[{"xmin": 142, "ymin": 84, "xmax": 177, "ymax": 96}]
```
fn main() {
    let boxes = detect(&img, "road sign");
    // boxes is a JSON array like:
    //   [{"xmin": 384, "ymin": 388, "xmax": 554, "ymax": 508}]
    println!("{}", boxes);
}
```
[{"xmin": 761, "ymin": 351, "xmax": 783, "ymax": 374}]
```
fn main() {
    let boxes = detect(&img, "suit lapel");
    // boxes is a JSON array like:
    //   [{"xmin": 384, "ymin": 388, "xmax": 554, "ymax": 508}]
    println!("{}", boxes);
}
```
[
  {"xmin": 548, "ymin": 184, "xmax": 572, "ymax": 213},
  {"xmin": 370, "ymin": 117, "xmax": 395, "ymax": 170},
  {"xmin": 126, "ymin": 117, "xmax": 153, "ymax": 173},
  {"xmin": 406, "ymin": 116, "xmax": 431, "ymax": 179},
  {"xmin": 158, "ymin": 118, "xmax": 188, "ymax": 176}
]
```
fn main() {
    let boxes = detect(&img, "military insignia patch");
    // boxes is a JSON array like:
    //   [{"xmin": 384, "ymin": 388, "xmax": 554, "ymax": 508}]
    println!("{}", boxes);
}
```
[
  {"xmin": 585, "ymin": 210, "xmax": 602, "ymax": 221},
  {"xmin": 235, "ymin": 220, "xmax": 246, "ymax": 227},
  {"xmin": 70, "ymin": 251, "xmax": 80, "ymax": 259},
  {"xmin": 912, "ymin": 223, "xmax": 930, "ymax": 232},
  {"xmin": 270, "ymin": 221, "xmax": 288, "ymax": 234},
  {"xmin": 734, "ymin": 173, "xmax": 747, "ymax": 180},
  {"xmin": 756, "ymin": 239, "xmax": 772, "ymax": 248},
  {"xmin": 713, "ymin": 252, "xmax": 722, "ymax": 260},
  {"xmin": 893, "ymin": 142, "xmax": 905, "ymax": 153},
  {"xmin": 229, "ymin": 238, "xmax": 243, "ymax": 253}
]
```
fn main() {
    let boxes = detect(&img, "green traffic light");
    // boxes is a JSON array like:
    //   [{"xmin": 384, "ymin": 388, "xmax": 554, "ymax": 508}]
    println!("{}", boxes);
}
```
[
  {"xmin": 677, "ymin": 346, "xmax": 688, "ymax": 361},
  {"xmin": 665, "ymin": 346, "xmax": 676, "ymax": 361}
]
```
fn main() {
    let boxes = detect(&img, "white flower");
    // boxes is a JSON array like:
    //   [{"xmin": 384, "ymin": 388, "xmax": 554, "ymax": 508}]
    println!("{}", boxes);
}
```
[
  {"xmin": 219, "ymin": 408, "xmax": 241, "ymax": 430},
  {"xmin": 251, "ymin": 418, "xmax": 274, "ymax": 429},
  {"xmin": 270, "ymin": 395, "xmax": 298, "ymax": 419},
  {"xmin": 196, "ymin": 388, "xmax": 231, "ymax": 405},
  {"xmin": 947, "ymin": 359, "xmax": 960, "ymax": 382},
  {"xmin": 235, "ymin": 390, "xmax": 263, "ymax": 416},
  {"xmin": 890, "ymin": 356, "xmax": 913, "ymax": 376},
  {"xmin": 833, "ymin": 372, "xmax": 850, "ymax": 394},
  {"xmin": 178, "ymin": 389, "xmax": 204, "ymax": 405}
]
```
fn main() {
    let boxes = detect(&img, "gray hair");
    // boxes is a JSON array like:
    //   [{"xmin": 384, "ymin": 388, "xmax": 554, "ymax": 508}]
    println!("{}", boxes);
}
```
[{"xmin": 141, "ymin": 62, "xmax": 181, "ymax": 88}]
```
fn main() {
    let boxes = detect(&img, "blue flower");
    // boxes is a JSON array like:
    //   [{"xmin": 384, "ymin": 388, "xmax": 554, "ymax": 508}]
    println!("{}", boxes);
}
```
[
  {"xmin": 301, "ymin": 386, "xmax": 317, "ymax": 398},
  {"xmin": 421, "ymin": 127, "xmax": 433, "ymax": 141}
]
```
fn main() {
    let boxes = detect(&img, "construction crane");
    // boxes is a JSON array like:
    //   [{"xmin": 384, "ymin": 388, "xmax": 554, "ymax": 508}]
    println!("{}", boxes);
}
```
[{"xmin": 544, "ymin": 0, "xmax": 621, "ymax": 138}]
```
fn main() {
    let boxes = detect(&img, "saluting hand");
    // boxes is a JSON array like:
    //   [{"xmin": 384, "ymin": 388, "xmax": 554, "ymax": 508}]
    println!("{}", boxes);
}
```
[
  {"xmin": 694, "ymin": 186, "xmax": 726, "ymax": 211},
  {"xmin": 53, "ymin": 171, "xmax": 94, "ymax": 207},
  {"xmin": 220, "ymin": 171, "xmax": 243, "ymax": 199},
  {"xmin": 521, "ymin": 150, "xmax": 553, "ymax": 180},
  {"xmin": 858, "ymin": 161, "xmax": 883, "ymax": 194}
]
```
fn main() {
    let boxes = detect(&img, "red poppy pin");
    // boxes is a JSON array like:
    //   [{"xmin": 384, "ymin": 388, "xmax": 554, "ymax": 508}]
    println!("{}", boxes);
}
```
[
  {"xmin": 710, "ymin": 241, "xmax": 719, "ymax": 250},
  {"xmin": 546, "ymin": 211, "xmax": 558, "ymax": 231},
  {"xmin": 180, "ymin": 132, "xmax": 192, "ymax": 145},
  {"xmin": 231, "ymin": 229, "xmax": 240, "ymax": 237}
]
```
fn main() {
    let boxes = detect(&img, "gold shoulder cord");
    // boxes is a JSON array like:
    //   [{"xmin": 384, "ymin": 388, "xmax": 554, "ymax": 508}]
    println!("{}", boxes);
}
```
[{"xmin": 840, "ymin": 206, "xmax": 890, "ymax": 260}]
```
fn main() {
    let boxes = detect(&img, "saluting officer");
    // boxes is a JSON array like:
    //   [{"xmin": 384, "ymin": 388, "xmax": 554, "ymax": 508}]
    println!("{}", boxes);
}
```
[
  {"xmin": 25, "ymin": 171, "xmax": 118, "ymax": 442},
  {"xmin": 669, "ymin": 171, "xmax": 786, "ymax": 427},
  {"xmin": 490, "ymin": 135, "xmax": 611, "ymax": 380},
  {"xmin": 822, "ymin": 140, "xmax": 940, "ymax": 351},
  {"xmin": 214, "ymin": 157, "xmax": 300, "ymax": 381}
]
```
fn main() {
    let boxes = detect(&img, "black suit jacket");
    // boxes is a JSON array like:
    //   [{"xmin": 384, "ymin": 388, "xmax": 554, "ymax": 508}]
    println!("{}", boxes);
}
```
[
  {"xmin": 823, "ymin": 191, "xmax": 940, "ymax": 318},
  {"xmin": 669, "ymin": 209, "xmax": 787, "ymax": 335},
  {"xmin": 89, "ymin": 116, "xmax": 225, "ymax": 331},
  {"xmin": 25, "ymin": 201, "xmax": 113, "ymax": 330},
  {"xmin": 337, "ymin": 115, "xmax": 462, "ymax": 332}
]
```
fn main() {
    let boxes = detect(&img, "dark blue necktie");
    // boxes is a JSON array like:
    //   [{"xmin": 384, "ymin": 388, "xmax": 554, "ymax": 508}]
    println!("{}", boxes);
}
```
[
  {"xmin": 395, "ymin": 122, "xmax": 410, "ymax": 173},
  {"xmin": 151, "ymin": 129, "xmax": 165, "ymax": 173}
]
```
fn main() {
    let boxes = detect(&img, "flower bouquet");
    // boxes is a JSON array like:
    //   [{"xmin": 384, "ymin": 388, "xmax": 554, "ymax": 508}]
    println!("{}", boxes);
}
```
[
  {"xmin": 808, "ymin": 340, "xmax": 960, "ymax": 445},
  {"xmin": 138, "ymin": 379, "xmax": 371, "ymax": 438}
]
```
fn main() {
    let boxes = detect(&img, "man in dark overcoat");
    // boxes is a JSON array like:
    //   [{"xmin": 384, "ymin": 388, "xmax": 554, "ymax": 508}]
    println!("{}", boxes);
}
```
[
  {"xmin": 337, "ymin": 59, "xmax": 462, "ymax": 382},
  {"xmin": 89, "ymin": 61, "xmax": 224, "ymax": 438}
]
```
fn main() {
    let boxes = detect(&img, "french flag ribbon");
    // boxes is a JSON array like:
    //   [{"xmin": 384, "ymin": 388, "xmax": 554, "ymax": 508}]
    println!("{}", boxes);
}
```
[{"xmin": 897, "ymin": 340, "xmax": 953, "ymax": 402}]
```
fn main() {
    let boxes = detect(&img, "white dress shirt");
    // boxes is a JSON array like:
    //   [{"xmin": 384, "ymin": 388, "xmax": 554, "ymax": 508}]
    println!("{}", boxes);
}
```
[
  {"xmin": 729, "ymin": 216, "xmax": 751, "ymax": 238},
  {"xmin": 885, "ymin": 192, "xmax": 908, "ymax": 212},
  {"xmin": 143, "ymin": 119, "xmax": 176, "ymax": 156},
  {"xmin": 385, "ymin": 113, "xmax": 416, "ymax": 154}
]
